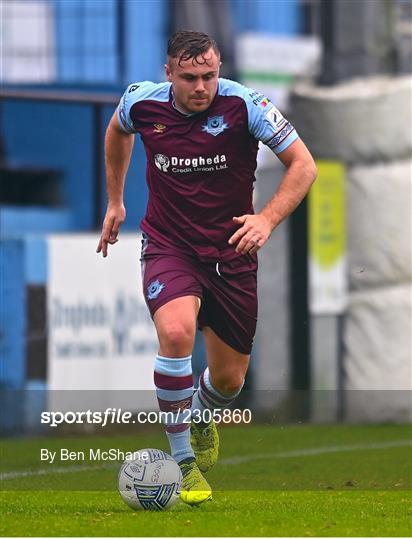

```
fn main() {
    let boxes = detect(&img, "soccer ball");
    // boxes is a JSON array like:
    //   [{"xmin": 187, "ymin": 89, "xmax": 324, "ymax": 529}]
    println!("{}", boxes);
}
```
[{"xmin": 118, "ymin": 448, "xmax": 182, "ymax": 510}]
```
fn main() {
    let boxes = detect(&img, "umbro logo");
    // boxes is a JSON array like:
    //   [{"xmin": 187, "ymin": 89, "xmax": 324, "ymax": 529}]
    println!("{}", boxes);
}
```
[
  {"xmin": 153, "ymin": 123, "xmax": 166, "ymax": 133},
  {"xmin": 170, "ymin": 399, "xmax": 191, "ymax": 411}
]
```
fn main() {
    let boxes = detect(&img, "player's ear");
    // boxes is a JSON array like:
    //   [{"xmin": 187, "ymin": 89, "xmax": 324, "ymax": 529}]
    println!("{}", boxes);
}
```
[{"xmin": 165, "ymin": 63, "xmax": 172, "ymax": 82}]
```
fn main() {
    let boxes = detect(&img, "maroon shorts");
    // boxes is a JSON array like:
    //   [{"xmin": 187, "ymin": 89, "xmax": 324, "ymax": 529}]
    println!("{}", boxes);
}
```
[{"xmin": 140, "ymin": 234, "xmax": 258, "ymax": 354}]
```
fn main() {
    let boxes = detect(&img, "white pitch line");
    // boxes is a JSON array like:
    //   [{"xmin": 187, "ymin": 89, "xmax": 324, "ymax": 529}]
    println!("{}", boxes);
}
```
[
  {"xmin": 1, "ymin": 439, "xmax": 411, "ymax": 481},
  {"xmin": 219, "ymin": 439, "xmax": 412, "ymax": 466},
  {"xmin": 0, "ymin": 463, "xmax": 116, "ymax": 481}
]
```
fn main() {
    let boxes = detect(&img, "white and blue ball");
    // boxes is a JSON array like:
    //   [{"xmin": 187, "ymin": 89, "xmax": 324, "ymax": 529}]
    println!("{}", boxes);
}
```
[{"xmin": 118, "ymin": 449, "xmax": 182, "ymax": 511}]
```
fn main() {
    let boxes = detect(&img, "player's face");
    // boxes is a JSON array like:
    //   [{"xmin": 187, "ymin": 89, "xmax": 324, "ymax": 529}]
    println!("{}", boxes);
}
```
[{"xmin": 165, "ymin": 48, "xmax": 220, "ymax": 114}]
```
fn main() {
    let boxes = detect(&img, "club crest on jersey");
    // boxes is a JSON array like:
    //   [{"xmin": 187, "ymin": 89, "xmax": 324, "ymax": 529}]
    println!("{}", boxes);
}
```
[
  {"xmin": 154, "ymin": 154, "xmax": 170, "ymax": 172},
  {"xmin": 147, "ymin": 280, "xmax": 165, "ymax": 300},
  {"xmin": 202, "ymin": 116, "xmax": 229, "ymax": 137}
]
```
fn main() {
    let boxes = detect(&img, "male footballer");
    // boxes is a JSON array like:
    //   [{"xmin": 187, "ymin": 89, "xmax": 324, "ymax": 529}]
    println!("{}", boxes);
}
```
[{"xmin": 97, "ymin": 30, "xmax": 317, "ymax": 505}]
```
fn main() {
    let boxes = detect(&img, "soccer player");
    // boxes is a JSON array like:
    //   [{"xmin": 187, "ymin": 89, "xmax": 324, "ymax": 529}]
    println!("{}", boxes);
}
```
[{"xmin": 97, "ymin": 30, "xmax": 317, "ymax": 505}]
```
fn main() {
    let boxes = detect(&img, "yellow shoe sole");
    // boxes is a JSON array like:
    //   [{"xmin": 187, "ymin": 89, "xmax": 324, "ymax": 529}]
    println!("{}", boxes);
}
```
[{"xmin": 180, "ymin": 490, "xmax": 212, "ymax": 506}]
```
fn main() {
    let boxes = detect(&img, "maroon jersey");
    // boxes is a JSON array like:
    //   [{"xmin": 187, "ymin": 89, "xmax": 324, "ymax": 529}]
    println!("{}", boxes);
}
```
[{"xmin": 117, "ymin": 78, "xmax": 298, "ymax": 262}]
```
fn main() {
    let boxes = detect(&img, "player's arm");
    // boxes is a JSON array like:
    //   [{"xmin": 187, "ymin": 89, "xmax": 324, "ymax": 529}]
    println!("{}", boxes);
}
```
[
  {"xmin": 229, "ymin": 138, "xmax": 317, "ymax": 255},
  {"xmin": 96, "ymin": 112, "xmax": 134, "ymax": 257}
]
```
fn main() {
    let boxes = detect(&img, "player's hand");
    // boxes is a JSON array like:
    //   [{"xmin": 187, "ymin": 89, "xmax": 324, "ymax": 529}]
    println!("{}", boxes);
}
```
[
  {"xmin": 96, "ymin": 203, "xmax": 126, "ymax": 257},
  {"xmin": 228, "ymin": 214, "xmax": 272, "ymax": 255}
]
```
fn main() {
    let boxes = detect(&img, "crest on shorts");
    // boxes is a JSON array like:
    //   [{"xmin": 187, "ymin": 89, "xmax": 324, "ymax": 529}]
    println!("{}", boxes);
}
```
[
  {"xmin": 147, "ymin": 280, "xmax": 165, "ymax": 300},
  {"xmin": 202, "ymin": 115, "xmax": 229, "ymax": 137}
]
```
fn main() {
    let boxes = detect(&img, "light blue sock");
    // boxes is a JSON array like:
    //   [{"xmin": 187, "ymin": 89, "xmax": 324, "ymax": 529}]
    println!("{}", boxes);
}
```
[{"xmin": 154, "ymin": 354, "xmax": 195, "ymax": 463}]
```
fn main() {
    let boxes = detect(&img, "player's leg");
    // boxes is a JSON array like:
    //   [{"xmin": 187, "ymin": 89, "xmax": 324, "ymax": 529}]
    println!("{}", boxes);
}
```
[
  {"xmin": 203, "ymin": 326, "xmax": 250, "ymax": 395},
  {"xmin": 154, "ymin": 294, "xmax": 199, "ymax": 357},
  {"xmin": 191, "ymin": 256, "xmax": 257, "ymax": 472},
  {"xmin": 152, "ymin": 296, "xmax": 212, "ymax": 504},
  {"xmin": 191, "ymin": 327, "xmax": 250, "ymax": 472},
  {"xmin": 141, "ymin": 250, "xmax": 211, "ymax": 504},
  {"xmin": 153, "ymin": 294, "xmax": 198, "ymax": 460}
]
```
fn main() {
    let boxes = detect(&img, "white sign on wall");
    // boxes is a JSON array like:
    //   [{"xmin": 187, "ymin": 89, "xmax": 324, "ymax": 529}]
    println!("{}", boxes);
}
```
[
  {"xmin": 237, "ymin": 32, "xmax": 321, "ymax": 111},
  {"xmin": 48, "ymin": 234, "xmax": 158, "ymax": 404}
]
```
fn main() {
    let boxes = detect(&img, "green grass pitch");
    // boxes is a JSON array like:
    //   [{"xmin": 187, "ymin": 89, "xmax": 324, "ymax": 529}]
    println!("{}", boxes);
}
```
[{"xmin": 1, "ymin": 424, "xmax": 411, "ymax": 536}]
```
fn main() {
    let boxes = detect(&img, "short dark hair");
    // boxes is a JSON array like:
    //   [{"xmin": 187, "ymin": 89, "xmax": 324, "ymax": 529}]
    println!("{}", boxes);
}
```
[{"xmin": 167, "ymin": 30, "xmax": 220, "ymax": 66}]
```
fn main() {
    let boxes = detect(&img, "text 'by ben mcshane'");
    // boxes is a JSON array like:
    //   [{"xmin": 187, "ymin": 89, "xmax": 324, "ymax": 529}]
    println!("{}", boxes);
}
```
[{"xmin": 40, "ymin": 448, "xmax": 148, "ymax": 463}]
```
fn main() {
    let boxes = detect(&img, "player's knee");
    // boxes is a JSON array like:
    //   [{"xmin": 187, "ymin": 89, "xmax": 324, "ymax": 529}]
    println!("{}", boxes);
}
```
[
  {"xmin": 213, "ymin": 376, "xmax": 244, "ymax": 397},
  {"xmin": 159, "ymin": 322, "xmax": 194, "ymax": 355}
]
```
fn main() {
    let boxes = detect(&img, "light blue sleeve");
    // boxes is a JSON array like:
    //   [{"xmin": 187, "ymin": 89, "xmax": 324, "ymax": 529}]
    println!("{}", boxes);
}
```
[
  {"xmin": 243, "ymin": 86, "xmax": 299, "ymax": 154},
  {"xmin": 116, "ymin": 81, "xmax": 170, "ymax": 133},
  {"xmin": 117, "ymin": 82, "xmax": 149, "ymax": 133},
  {"xmin": 219, "ymin": 79, "xmax": 298, "ymax": 154}
]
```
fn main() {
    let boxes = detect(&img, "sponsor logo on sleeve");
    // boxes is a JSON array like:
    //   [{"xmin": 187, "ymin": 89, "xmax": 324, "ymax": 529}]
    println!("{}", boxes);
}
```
[
  {"xmin": 265, "ymin": 105, "xmax": 287, "ymax": 129},
  {"xmin": 249, "ymin": 90, "xmax": 266, "ymax": 106},
  {"xmin": 201, "ymin": 115, "xmax": 229, "ymax": 136}
]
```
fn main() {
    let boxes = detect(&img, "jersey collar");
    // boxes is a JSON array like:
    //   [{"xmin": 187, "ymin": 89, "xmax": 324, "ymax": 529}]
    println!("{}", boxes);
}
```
[
  {"xmin": 171, "ymin": 91, "xmax": 198, "ymax": 117},
  {"xmin": 170, "ymin": 85, "xmax": 220, "ymax": 117}
]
